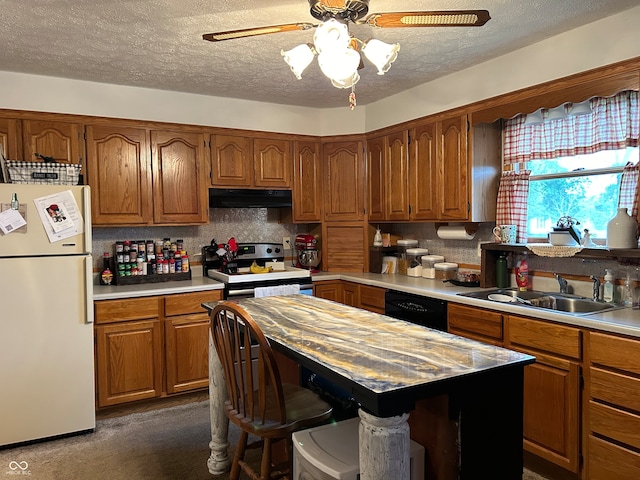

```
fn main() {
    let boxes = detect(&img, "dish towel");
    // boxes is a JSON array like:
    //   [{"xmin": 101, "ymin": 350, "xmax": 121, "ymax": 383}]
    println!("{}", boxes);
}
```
[{"xmin": 254, "ymin": 284, "xmax": 300, "ymax": 298}]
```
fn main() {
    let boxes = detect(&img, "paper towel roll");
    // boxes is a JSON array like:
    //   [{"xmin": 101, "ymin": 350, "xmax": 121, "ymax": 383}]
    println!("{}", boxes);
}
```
[{"xmin": 437, "ymin": 225, "xmax": 476, "ymax": 240}]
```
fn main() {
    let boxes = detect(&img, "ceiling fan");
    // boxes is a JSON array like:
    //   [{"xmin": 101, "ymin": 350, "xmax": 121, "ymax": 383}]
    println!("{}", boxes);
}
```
[
  {"xmin": 202, "ymin": 0, "xmax": 491, "ymax": 42},
  {"xmin": 202, "ymin": 1, "xmax": 490, "ymax": 108}
]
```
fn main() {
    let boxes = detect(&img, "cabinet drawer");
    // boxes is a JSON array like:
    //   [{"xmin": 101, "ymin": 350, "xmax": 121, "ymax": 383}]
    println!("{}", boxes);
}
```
[
  {"xmin": 507, "ymin": 316, "xmax": 581, "ymax": 360},
  {"xmin": 164, "ymin": 290, "xmax": 223, "ymax": 316},
  {"xmin": 590, "ymin": 366, "xmax": 640, "ymax": 412},
  {"xmin": 589, "ymin": 331, "xmax": 640, "ymax": 375},
  {"xmin": 588, "ymin": 435, "xmax": 640, "ymax": 480},
  {"xmin": 359, "ymin": 285, "xmax": 386, "ymax": 313},
  {"xmin": 448, "ymin": 304, "xmax": 503, "ymax": 341},
  {"xmin": 589, "ymin": 401, "xmax": 640, "ymax": 450},
  {"xmin": 95, "ymin": 297, "xmax": 160, "ymax": 324}
]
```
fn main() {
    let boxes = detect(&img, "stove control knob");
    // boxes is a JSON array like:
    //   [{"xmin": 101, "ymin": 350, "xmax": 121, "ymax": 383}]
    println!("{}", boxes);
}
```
[
  {"xmin": 266, "ymin": 247, "xmax": 272, "ymax": 254},
  {"xmin": 274, "ymin": 247, "xmax": 281, "ymax": 253}
]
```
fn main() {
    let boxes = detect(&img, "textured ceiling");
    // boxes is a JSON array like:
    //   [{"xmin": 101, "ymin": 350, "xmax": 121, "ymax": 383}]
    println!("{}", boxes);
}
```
[{"xmin": 1, "ymin": 0, "xmax": 638, "ymax": 109}]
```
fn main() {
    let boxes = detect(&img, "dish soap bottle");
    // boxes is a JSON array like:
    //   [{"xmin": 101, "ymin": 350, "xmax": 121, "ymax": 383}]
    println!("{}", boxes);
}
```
[
  {"xmin": 515, "ymin": 252, "xmax": 529, "ymax": 292},
  {"xmin": 603, "ymin": 269, "xmax": 615, "ymax": 304}
]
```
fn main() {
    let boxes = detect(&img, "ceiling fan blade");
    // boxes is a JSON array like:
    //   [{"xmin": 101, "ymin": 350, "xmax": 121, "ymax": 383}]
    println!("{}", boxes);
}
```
[
  {"xmin": 203, "ymin": 23, "xmax": 316, "ymax": 42},
  {"xmin": 363, "ymin": 10, "xmax": 490, "ymax": 28}
]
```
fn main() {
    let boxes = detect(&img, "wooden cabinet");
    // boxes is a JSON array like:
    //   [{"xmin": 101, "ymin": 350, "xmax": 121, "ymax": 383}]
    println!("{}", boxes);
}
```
[
  {"xmin": 94, "ymin": 297, "xmax": 163, "ymax": 407},
  {"xmin": 409, "ymin": 122, "xmax": 438, "ymax": 220},
  {"xmin": 314, "ymin": 280, "xmax": 343, "ymax": 303},
  {"xmin": 367, "ymin": 132, "xmax": 410, "ymax": 222},
  {"xmin": 22, "ymin": 119, "xmax": 84, "ymax": 165},
  {"xmin": 0, "ymin": 118, "xmax": 21, "ymax": 159},
  {"xmin": 151, "ymin": 130, "xmax": 208, "ymax": 224},
  {"xmin": 87, "ymin": 126, "xmax": 207, "ymax": 226},
  {"xmin": 586, "ymin": 331, "xmax": 640, "ymax": 479},
  {"xmin": 506, "ymin": 315, "xmax": 582, "ymax": 474},
  {"xmin": 86, "ymin": 125, "xmax": 153, "ymax": 226},
  {"xmin": 322, "ymin": 223, "xmax": 367, "ymax": 272},
  {"xmin": 164, "ymin": 291, "xmax": 221, "ymax": 394},
  {"xmin": 94, "ymin": 290, "xmax": 222, "ymax": 408},
  {"xmin": 210, "ymin": 134, "xmax": 292, "ymax": 189},
  {"xmin": 437, "ymin": 115, "xmax": 468, "ymax": 220},
  {"xmin": 447, "ymin": 303, "xmax": 504, "ymax": 346},
  {"xmin": 323, "ymin": 140, "xmax": 365, "ymax": 221},
  {"xmin": 292, "ymin": 140, "xmax": 322, "ymax": 222},
  {"xmin": 314, "ymin": 281, "xmax": 386, "ymax": 313}
]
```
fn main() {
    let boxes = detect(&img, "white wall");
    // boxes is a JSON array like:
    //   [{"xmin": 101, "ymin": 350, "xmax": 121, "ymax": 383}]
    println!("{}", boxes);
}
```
[{"xmin": 1, "ymin": 6, "xmax": 639, "ymax": 136}]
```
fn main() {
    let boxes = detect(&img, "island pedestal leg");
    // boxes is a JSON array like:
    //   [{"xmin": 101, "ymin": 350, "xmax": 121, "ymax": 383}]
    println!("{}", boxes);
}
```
[
  {"xmin": 359, "ymin": 409, "xmax": 411, "ymax": 480},
  {"xmin": 207, "ymin": 331, "xmax": 231, "ymax": 475}
]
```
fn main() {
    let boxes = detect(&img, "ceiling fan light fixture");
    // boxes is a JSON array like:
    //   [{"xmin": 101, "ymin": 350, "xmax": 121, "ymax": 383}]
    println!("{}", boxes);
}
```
[
  {"xmin": 362, "ymin": 39, "xmax": 399, "ymax": 75},
  {"xmin": 313, "ymin": 18, "xmax": 351, "ymax": 53},
  {"xmin": 318, "ymin": 47, "xmax": 361, "ymax": 86},
  {"xmin": 281, "ymin": 44, "xmax": 316, "ymax": 79},
  {"xmin": 331, "ymin": 71, "xmax": 361, "ymax": 89}
]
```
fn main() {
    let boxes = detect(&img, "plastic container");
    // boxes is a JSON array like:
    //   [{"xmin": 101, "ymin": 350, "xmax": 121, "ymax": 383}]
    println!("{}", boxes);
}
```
[
  {"xmin": 405, "ymin": 248, "xmax": 429, "ymax": 277},
  {"xmin": 421, "ymin": 255, "xmax": 445, "ymax": 279},
  {"xmin": 603, "ymin": 269, "xmax": 615, "ymax": 303},
  {"xmin": 434, "ymin": 262, "xmax": 458, "ymax": 280},
  {"xmin": 396, "ymin": 240, "xmax": 418, "ymax": 275}
]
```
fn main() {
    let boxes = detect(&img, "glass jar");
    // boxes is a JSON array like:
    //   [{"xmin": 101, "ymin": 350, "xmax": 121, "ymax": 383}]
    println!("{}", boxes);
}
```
[
  {"xmin": 434, "ymin": 262, "xmax": 458, "ymax": 280},
  {"xmin": 421, "ymin": 255, "xmax": 445, "ymax": 279}
]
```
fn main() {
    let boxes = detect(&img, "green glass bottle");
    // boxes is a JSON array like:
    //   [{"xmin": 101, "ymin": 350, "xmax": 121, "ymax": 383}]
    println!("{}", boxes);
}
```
[{"xmin": 496, "ymin": 253, "xmax": 509, "ymax": 288}]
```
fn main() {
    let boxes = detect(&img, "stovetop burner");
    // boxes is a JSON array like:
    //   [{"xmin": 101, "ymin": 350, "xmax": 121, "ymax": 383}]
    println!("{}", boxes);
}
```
[{"xmin": 202, "ymin": 242, "xmax": 289, "ymax": 277}]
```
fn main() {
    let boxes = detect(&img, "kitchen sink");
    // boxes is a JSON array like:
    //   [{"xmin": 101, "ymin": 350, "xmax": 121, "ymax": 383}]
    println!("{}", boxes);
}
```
[{"xmin": 457, "ymin": 288, "xmax": 620, "ymax": 315}]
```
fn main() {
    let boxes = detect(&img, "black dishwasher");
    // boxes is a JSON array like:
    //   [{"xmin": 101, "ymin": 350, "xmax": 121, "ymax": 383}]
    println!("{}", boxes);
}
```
[{"xmin": 384, "ymin": 290, "xmax": 448, "ymax": 331}]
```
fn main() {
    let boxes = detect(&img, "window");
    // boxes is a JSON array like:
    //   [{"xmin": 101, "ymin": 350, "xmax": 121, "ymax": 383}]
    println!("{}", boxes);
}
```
[
  {"xmin": 527, "ymin": 148, "xmax": 636, "ymax": 239},
  {"xmin": 502, "ymin": 90, "xmax": 639, "ymax": 241}
]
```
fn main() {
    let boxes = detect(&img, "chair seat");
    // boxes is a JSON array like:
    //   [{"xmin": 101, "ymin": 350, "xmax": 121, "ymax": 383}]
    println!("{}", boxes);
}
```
[{"xmin": 226, "ymin": 383, "xmax": 333, "ymax": 439}]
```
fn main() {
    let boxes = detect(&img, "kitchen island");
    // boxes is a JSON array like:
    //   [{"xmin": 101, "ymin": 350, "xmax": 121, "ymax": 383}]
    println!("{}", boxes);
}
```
[{"xmin": 203, "ymin": 294, "xmax": 534, "ymax": 480}]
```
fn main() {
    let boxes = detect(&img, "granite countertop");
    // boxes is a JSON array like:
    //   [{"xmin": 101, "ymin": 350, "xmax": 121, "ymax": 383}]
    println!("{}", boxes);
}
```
[{"xmin": 204, "ymin": 294, "xmax": 534, "ymax": 415}]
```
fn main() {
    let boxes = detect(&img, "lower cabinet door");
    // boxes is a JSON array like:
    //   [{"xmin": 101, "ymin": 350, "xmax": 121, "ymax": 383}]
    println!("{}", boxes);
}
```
[
  {"xmin": 95, "ymin": 319, "xmax": 163, "ymax": 407},
  {"xmin": 165, "ymin": 313, "xmax": 210, "ymax": 394}
]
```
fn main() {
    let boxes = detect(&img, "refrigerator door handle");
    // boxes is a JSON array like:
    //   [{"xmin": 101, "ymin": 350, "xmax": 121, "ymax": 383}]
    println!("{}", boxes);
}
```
[
  {"xmin": 85, "ymin": 256, "xmax": 94, "ymax": 324},
  {"xmin": 83, "ymin": 186, "xmax": 92, "ymax": 252}
]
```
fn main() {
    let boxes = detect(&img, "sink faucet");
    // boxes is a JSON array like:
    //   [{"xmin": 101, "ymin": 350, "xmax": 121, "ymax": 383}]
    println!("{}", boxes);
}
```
[
  {"xmin": 554, "ymin": 273, "xmax": 568, "ymax": 294},
  {"xmin": 590, "ymin": 275, "xmax": 601, "ymax": 302}
]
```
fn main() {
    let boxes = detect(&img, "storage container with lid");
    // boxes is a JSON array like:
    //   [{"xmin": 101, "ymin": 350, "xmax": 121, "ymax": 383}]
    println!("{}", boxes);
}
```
[
  {"xmin": 396, "ymin": 239, "xmax": 418, "ymax": 275},
  {"xmin": 434, "ymin": 262, "xmax": 458, "ymax": 280},
  {"xmin": 405, "ymin": 248, "xmax": 429, "ymax": 277},
  {"xmin": 421, "ymin": 255, "xmax": 445, "ymax": 278}
]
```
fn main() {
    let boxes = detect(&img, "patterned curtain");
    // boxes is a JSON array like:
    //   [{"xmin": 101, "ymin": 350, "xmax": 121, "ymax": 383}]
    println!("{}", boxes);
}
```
[
  {"xmin": 618, "ymin": 162, "xmax": 639, "ymax": 218},
  {"xmin": 496, "ymin": 170, "xmax": 531, "ymax": 243},
  {"xmin": 503, "ymin": 90, "xmax": 639, "ymax": 165}
]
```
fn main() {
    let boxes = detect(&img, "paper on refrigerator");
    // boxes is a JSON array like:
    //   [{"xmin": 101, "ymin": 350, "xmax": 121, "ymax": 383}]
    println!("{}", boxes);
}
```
[{"xmin": 34, "ymin": 190, "xmax": 84, "ymax": 242}]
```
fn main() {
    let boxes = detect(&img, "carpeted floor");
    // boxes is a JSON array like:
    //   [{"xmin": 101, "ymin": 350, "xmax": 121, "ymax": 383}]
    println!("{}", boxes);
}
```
[{"xmin": 0, "ymin": 400, "xmax": 549, "ymax": 479}]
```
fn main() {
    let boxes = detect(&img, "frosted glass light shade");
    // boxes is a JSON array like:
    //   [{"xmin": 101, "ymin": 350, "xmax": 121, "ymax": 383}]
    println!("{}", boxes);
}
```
[
  {"xmin": 318, "ymin": 48, "xmax": 360, "ymax": 86},
  {"xmin": 282, "ymin": 44, "xmax": 315, "ymax": 79},
  {"xmin": 331, "ymin": 71, "xmax": 360, "ymax": 89},
  {"xmin": 313, "ymin": 19, "xmax": 350, "ymax": 53},
  {"xmin": 362, "ymin": 39, "xmax": 400, "ymax": 75}
]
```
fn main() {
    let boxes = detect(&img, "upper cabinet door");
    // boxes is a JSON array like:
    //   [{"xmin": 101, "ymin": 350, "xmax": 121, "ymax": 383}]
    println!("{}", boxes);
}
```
[
  {"xmin": 366, "ymin": 135, "xmax": 386, "ymax": 223},
  {"xmin": 254, "ymin": 138, "xmax": 292, "ymax": 188},
  {"xmin": 86, "ymin": 125, "xmax": 153, "ymax": 226},
  {"xmin": 409, "ymin": 122, "xmax": 438, "ymax": 220},
  {"xmin": 151, "ymin": 131, "xmax": 208, "ymax": 225},
  {"xmin": 292, "ymin": 140, "xmax": 322, "ymax": 223},
  {"xmin": 438, "ymin": 115, "xmax": 469, "ymax": 220},
  {"xmin": 0, "ymin": 118, "xmax": 21, "ymax": 160},
  {"xmin": 386, "ymin": 130, "xmax": 410, "ymax": 221},
  {"xmin": 323, "ymin": 141, "xmax": 365, "ymax": 221},
  {"xmin": 210, "ymin": 134, "xmax": 253, "ymax": 187},
  {"xmin": 22, "ymin": 120, "xmax": 83, "ymax": 165}
]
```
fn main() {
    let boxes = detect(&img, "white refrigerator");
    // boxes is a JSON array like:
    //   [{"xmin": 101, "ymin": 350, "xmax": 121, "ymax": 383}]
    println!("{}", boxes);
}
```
[{"xmin": 0, "ymin": 184, "xmax": 95, "ymax": 447}]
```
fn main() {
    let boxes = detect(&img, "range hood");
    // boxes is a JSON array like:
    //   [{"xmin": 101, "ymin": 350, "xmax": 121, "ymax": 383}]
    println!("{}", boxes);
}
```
[{"xmin": 209, "ymin": 188, "xmax": 292, "ymax": 208}]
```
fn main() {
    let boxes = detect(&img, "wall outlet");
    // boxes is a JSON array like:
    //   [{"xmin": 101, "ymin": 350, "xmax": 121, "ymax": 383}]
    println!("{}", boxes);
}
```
[{"xmin": 282, "ymin": 236, "xmax": 291, "ymax": 249}]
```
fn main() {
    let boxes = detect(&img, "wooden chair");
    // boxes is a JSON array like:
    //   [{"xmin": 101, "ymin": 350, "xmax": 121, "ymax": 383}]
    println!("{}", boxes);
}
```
[{"xmin": 210, "ymin": 302, "xmax": 333, "ymax": 480}]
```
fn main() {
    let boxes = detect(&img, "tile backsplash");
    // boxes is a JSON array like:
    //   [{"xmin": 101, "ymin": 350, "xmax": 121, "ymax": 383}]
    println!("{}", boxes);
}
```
[{"xmin": 92, "ymin": 208, "xmax": 302, "ymax": 270}]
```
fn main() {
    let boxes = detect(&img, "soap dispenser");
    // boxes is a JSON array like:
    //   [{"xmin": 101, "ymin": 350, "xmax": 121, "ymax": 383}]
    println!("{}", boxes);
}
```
[{"xmin": 603, "ymin": 269, "xmax": 615, "ymax": 304}]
